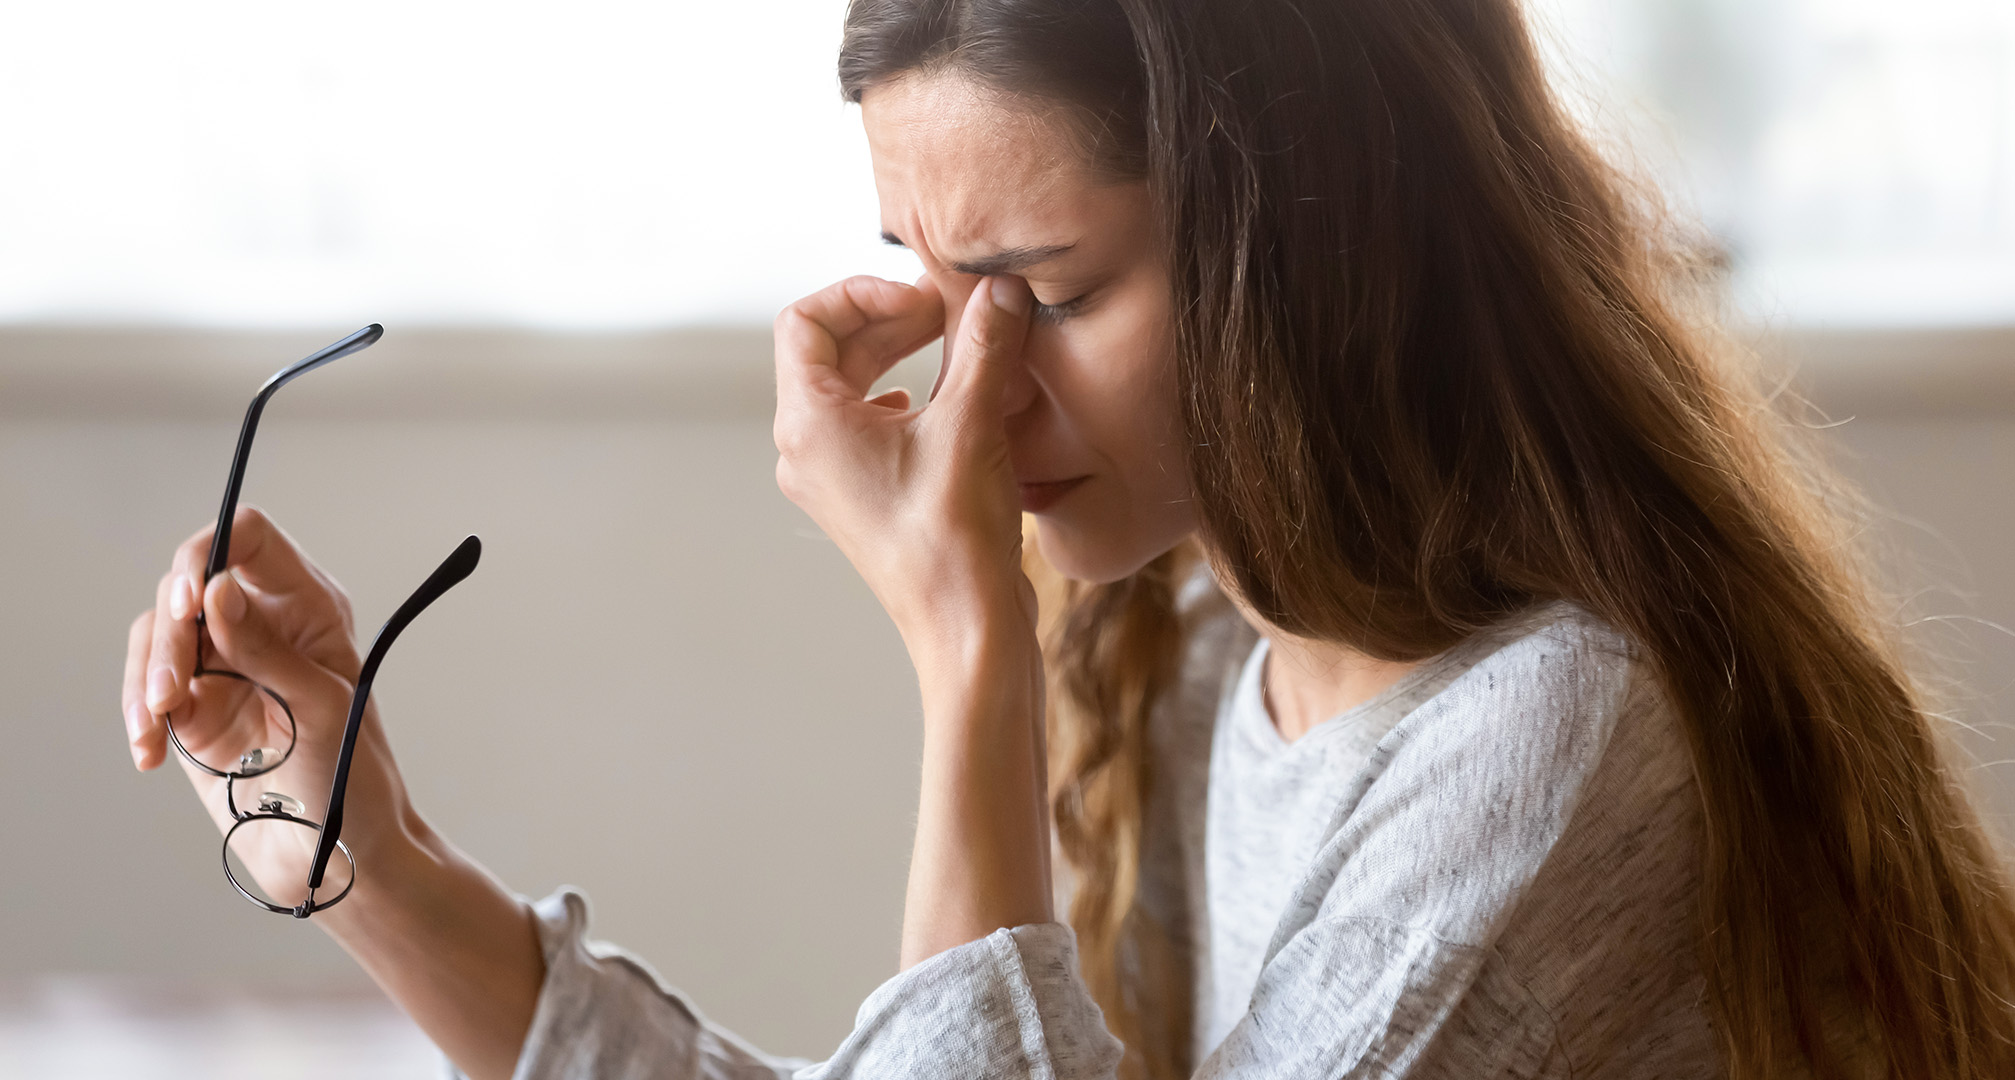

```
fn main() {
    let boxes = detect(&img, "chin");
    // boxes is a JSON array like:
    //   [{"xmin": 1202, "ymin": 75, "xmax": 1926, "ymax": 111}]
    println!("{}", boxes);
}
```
[{"xmin": 1029, "ymin": 515, "xmax": 1186, "ymax": 585}]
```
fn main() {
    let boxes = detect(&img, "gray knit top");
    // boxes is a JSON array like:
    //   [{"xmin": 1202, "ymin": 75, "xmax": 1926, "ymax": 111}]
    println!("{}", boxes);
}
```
[{"xmin": 474, "ymin": 588, "xmax": 1722, "ymax": 1079}]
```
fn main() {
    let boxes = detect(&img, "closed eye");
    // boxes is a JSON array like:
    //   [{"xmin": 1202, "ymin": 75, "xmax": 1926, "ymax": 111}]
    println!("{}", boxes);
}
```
[{"xmin": 1033, "ymin": 293, "xmax": 1090, "ymax": 325}]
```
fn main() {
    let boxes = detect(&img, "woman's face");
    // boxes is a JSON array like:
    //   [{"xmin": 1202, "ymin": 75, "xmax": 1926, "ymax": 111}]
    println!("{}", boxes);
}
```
[{"xmin": 861, "ymin": 74, "xmax": 1196, "ymax": 585}]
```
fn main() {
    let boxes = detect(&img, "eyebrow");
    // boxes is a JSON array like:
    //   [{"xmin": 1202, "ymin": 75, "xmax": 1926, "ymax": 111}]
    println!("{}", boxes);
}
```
[{"xmin": 881, "ymin": 231, "xmax": 1076, "ymax": 276}]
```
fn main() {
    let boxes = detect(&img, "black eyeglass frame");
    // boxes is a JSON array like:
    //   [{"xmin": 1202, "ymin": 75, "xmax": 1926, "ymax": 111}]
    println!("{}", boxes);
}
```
[
  {"xmin": 165, "ymin": 325, "xmax": 385, "ymax": 786},
  {"xmin": 161, "ymin": 325, "xmax": 483, "ymax": 918},
  {"xmin": 216, "ymin": 534, "xmax": 481, "ymax": 916}
]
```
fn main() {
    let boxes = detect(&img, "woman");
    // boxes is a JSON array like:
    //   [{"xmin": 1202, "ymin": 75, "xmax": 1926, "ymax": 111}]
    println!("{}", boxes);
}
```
[{"xmin": 122, "ymin": 0, "xmax": 2015, "ymax": 1077}]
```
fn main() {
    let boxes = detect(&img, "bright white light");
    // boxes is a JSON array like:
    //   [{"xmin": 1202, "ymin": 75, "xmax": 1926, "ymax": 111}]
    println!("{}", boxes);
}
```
[
  {"xmin": 1531, "ymin": 0, "xmax": 2015, "ymax": 327},
  {"xmin": 1, "ymin": 0, "xmax": 2010, "ymax": 329},
  {"xmin": 0, "ymin": 0, "xmax": 920, "ymax": 328}
]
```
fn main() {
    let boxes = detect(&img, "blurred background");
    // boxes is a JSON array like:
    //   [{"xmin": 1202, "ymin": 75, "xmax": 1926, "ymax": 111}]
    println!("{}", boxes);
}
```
[{"xmin": 2, "ymin": 0, "xmax": 2011, "ymax": 1076}]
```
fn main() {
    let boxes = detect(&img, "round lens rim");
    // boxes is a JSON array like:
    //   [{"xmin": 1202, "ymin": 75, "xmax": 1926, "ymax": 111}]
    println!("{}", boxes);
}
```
[
  {"xmin": 220, "ymin": 811, "xmax": 356, "ymax": 917},
  {"xmin": 164, "ymin": 668, "xmax": 298, "ymax": 781}
]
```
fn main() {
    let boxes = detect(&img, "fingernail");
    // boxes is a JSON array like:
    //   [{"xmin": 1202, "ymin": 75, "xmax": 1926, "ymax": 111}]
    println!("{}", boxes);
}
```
[
  {"xmin": 989, "ymin": 276, "xmax": 1030, "ymax": 317},
  {"xmin": 125, "ymin": 702, "xmax": 148, "ymax": 744},
  {"xmin": 212, "ymin": 570, "xmax": 248, "ymax": 623},
  {"xmin": 168, "ymin": 574, "xmax": 191, "ymax": 621},
  {"xmin": 147, "ymin": 667, "xmax": 175, "ymax": 711}
]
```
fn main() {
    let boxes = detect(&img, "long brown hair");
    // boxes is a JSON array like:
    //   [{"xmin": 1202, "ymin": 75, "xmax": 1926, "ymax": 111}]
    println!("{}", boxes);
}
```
[{"xmin": 839, "ymin": 1, "xmax": 2015, "ymax": 1077}]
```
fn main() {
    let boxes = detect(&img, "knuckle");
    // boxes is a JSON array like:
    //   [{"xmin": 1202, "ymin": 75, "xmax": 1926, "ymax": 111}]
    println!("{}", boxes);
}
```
[
  {"xmin": 772, "ymin": 415, "xmax": 813, "ymax": 459},
  {"xmin": 962, "ymin": 315, "xmax": 1001, "ymax": 354},
  {"xmin": 843, "ymin": 273, "xmax": 892, "ymax": 300},
  {"xmin": 962, "ymin": 312, "xmax": 1016, "ymax": 360},
  {"xmin": 773, "ymin": 312, "xmax": 821, "ymax": 357}
]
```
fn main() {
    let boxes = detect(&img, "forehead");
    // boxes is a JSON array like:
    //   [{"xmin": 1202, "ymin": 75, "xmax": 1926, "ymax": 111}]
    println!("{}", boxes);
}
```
[{"xmin": 860, "ymin": 74, "xmax": 1100, "ymax": 261}]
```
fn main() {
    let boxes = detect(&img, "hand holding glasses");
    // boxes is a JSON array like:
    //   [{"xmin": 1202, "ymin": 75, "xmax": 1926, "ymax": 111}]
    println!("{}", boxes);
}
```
[{"xmin": 156, "ymin": 325, "xmax": 481, "ymax": 917}]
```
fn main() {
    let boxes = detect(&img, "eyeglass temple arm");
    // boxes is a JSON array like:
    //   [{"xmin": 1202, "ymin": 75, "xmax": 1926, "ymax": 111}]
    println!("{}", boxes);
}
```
[
  {"xmin": 202, "ymin": 324, "xmax": 385, "ymax": 583},
  {"xmin": 309, "ymin": 534, "xmax": 483, "ymax": 891}
]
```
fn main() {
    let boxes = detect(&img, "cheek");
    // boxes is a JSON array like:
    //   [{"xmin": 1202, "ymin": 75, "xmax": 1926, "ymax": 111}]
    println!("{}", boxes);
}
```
[
  {"xmin": 1077, "ymin": 349, "xmax": 1176, "ymax": 469},
  {"xmin": 1050, "ymin": 307, "xmax": 1182, "ymax": 472},
  {"xmin": 1027, "ymin": 316, "xmax": 1194, "ymax": 583}
]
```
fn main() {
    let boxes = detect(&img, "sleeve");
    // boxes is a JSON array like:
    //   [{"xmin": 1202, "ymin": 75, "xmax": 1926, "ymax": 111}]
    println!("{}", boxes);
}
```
[
  {"xmin": 469, "ymin": 614, "xmax": 1642, "ymax": 1080},
  {"xmin": 1194, "ymin": 616, "xmax": 1648, "ymax": 1079},
  {"xmin": 477, "ymin": 887, "xmax": 1125, "ymax": 1080}
]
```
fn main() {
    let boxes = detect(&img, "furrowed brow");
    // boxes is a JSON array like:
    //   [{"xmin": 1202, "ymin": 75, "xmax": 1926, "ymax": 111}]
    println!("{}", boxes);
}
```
[
  {"xmin": 948, "ymin": 244, "xmax": 1076, "ymax": 276},
  {"xmin": 879, "ymin": 231, "xmax": 1076, "ymax": 276}
]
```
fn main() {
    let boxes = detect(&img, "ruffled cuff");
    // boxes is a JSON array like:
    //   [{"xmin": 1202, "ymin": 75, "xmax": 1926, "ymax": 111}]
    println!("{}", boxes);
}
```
[
  {"xmin": 507, "ymin": 887, "xmax": 801, "ymax": 1080},
  {"xmin": 451, "ymin": 887, "xmax": 1119, "ymax": 1080},
  {"xmin": 806, "ymin": 922, "xmax": 1122, "ymax": 1079}
]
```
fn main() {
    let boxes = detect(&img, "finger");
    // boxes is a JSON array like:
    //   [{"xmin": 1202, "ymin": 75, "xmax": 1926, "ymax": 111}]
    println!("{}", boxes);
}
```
[
  {"xmin": 932, "ymin": 275, "xmax": 1032, "ymax": 420},
  {"xmin": 837, "ymin": 281, "xmax": 942, "ymax": 392},
  {"xmin": 169, "ymin": 515, "xmax": 220, "ymax": 585},
  {"xmin": 210, "ymin": 506, "xmax": 349, "ymax": 623},
  {"xmin": 868, "ymin": 388, "xmax": 913, "ymax": 411},
  {"xmin": 145, "ymin": 568, "xmax": 199, "ymax": 717},
  {"xmin": 124, "ymin": 610, "xmax": 166, "ymax": 770},
  {"xmin": 201, "ymin": 569, "xmax": 351, "ymax": 719},
  {"xmin": 775, "ymin": 276, "xmax": 944, "ymax": 401}
]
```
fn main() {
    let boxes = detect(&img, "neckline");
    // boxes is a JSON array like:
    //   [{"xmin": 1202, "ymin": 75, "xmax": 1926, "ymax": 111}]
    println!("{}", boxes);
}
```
[
  {"xmin": 1234, "ymin": 638, "xmax": 1457, "ymax": 755},
  {"xmin": 1231, "ymin": 602, "xmax": 1580, "ymax": 756}
]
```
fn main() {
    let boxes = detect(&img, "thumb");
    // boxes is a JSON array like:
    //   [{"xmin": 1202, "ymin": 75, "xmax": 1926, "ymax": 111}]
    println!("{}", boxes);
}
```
[
  {"xmin": 203, "ymin": 570, "xmax": 351, "ymax": 716},
  {"xmin": 932, "ymin": 275, "xmax": 1032, "ymax": 422}
]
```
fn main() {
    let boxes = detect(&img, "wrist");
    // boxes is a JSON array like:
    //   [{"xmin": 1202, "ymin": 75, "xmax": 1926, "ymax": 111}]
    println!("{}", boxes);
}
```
[
  {"xmin": 900, "ymin": 591, "xmax": 1040, "ymax": 707},
  {"xmin": 304, "ymin": 802, "xmax": 545, "ymax": 1080},
  {"xmin": 899, "ymin": 590, "xmax": 1055, "ymax": 967},
  {"xmin": 316, "ymin": 804, "xmax": 447, "ymax": 941}
]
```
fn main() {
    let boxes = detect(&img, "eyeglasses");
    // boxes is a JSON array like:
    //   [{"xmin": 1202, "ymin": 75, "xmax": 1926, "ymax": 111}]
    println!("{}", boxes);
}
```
[{"xmin": 163, "ymin": 325, "xmax": 483, "ymax": 918}]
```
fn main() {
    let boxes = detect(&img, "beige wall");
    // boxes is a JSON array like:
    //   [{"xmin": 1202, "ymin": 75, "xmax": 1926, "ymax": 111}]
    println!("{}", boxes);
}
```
[
  {"xmin": 1832, "ymin": 420, "xmax": 2015, "ymax": 833},
  {"xmin": 2, "ymin": 327, "xmax": 2011, "ymax": 1058}
]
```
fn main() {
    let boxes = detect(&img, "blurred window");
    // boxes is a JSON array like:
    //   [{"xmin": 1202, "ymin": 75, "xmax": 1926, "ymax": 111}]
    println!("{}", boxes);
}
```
[
  {"xmin": 1533, "ymin": 0, "xmax": 2015, "ymax": 327},
  {"xmin": 1, "ymin": 0, "xmax": 2009, "ymax": 328}
]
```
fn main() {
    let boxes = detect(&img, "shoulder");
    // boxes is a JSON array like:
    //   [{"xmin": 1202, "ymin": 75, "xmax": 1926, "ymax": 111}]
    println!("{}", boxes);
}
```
[
  {"xmin": 1394, "ymin": 601, "xmax": 1658, "ymax": 774},
  {"xmin": 1459, "ymin": 600, "xmax": 1645, "ymax": 700},
  {"xmin": 1278, "ymin": 604, "xmax": 1675, "ymax": 938},
  {"xmin": 1229, "ymin": 609, "xmax": 1706, "ymax": 1075},
  {"xmin": 1362, "ymin": 603, "xmax": 1678, "ymax": 885},
  {"xmin": 1199, "ymin": 603, "xmax": 1708, "ymax": 1073}
]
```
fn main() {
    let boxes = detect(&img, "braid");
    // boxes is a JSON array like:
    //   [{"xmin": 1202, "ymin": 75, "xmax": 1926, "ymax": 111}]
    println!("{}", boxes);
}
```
[{"xmin": 1031, "ymin": 526, "xmax": 1193, "ymax": 1079}]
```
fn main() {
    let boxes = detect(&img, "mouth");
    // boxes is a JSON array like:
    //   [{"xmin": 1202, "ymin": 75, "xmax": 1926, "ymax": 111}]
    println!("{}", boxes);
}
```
[{"xmin": 1016, "ymin": 476, "xmax": 1090, "ymax": 514}]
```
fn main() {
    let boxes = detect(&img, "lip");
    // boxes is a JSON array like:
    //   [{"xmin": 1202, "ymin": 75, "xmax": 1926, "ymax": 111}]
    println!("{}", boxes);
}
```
[{"xmin": 1017, "ymin": 476, "xmax": 1090, "ymax": 514}]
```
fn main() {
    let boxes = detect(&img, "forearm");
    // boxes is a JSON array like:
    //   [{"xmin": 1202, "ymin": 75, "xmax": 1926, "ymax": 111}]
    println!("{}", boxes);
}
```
[
  {"xmin": 900, "ymin": 605, "xmax": 1054, "ymax": 970},
  {"xmin": 318, "ymin": 809, "xmax": 544, "ymax": 1080}
]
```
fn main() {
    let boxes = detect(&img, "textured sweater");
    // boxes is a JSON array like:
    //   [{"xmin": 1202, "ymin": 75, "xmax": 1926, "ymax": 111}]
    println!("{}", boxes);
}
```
[{"xmin": 467, "ymin": 589, "xmax": 1722, "ymax": 1079}]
